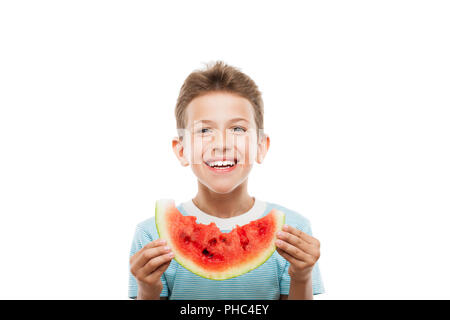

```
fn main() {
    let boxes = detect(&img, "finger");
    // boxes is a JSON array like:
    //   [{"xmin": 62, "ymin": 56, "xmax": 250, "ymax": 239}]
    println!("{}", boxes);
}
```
[
  {"xmin": 282, "ymin": 224, "xmax": 318, "ymax": 246},
  {"xmin": 146, "ymin": 260, "xmax": 171, "ymax": 281},
  {"xmin": 276, "ymin": 230, "xmax": 313, "ymax": 254},
  {"xmin": 276, "ymin": 247, "xmax": 295, "ymax": 264},
  {"xmin": 139, "ymin": 251, "xmax": 174, "ymax": 277},
  {"xmin": 130, "ymin": 239, "xmax": 166, "ymax": 265},
  {"xmin": 133, "ymin": 244, "xmax": 171, "ymax": 270},
  {"xmin": 140, "ymin": 239, "xmax": 167, "ymax": 254},
  {"xmin": 275, "ymin": 238, "xmax": 312, "ymax": 263},
  {"xmin": 276, "ymin": 248, "xmax": 310, "ymax": 269},
  {"xmin": 155, "ymin": 260, "xmax": 171, "ymax": 274},
  {"xmin": 130, "ymin": 239, "xmax": 166, "ymax": 264}
]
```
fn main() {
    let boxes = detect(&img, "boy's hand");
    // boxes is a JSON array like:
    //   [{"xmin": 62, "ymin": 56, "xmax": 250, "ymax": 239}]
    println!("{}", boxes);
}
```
[
  {"xmin": 275, "ymin": 224, "xmax": 321, "ymax": 283},
  {"xmin": 129, "ymin": 239, "xmax": 174, "ymax": 299}
]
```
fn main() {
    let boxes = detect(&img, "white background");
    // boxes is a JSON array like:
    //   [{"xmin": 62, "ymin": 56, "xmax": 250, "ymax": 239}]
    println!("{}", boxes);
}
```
[{"xmin": 1, "ymin": 1, "xmax": 449, "ymax": 299}]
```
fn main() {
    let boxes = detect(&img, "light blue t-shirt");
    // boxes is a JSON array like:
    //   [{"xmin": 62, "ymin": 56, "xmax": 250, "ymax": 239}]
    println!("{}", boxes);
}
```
[{"xmin": 128, "ymin": 198, "xmax": 325, "ymax": 300}]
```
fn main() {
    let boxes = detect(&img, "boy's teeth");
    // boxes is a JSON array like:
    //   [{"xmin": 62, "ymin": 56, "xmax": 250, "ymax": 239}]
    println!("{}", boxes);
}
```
[{"xmin": 208, "ymin": 160, "xmax": 235, "ymax": 167}]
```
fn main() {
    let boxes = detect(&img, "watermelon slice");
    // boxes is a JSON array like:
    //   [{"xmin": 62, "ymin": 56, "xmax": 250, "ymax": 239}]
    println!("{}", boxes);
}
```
[{"xmin": 155, "ymin": 199, "xmax": 285, "ymax": 280}]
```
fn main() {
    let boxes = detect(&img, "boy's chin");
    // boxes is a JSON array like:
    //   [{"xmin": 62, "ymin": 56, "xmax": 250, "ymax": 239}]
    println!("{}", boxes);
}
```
[{"xmin": 199, "ymin": 180, "xmax": 243, "ymax": 195}]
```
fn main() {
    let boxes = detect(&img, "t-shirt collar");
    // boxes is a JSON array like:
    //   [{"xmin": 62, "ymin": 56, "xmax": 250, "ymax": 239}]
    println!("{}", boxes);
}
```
[{"xmin": 181, "ymin": 197, "xmax": 267, "ymax": 230}]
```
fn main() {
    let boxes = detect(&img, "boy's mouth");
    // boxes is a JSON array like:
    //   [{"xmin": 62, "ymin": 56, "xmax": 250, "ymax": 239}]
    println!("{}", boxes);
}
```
[{"xmin": 203, "ymin": 158, "xmax": 238, "ymax": 170}]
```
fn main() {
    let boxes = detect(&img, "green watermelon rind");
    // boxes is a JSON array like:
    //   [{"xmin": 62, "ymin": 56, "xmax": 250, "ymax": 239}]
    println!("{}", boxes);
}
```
[{"xmin": 155, "ymin": 199, "xmax": 286, "ymax": 281}]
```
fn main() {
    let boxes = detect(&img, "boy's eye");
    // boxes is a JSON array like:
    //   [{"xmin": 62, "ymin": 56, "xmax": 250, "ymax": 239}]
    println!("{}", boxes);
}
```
[
  {"xmin": 233, "ymin": 126, "xmax": 246, "ymax": 132},
  {"xmin": 197, "ymin": 127, "xmax": 246, "ymax": 134}
]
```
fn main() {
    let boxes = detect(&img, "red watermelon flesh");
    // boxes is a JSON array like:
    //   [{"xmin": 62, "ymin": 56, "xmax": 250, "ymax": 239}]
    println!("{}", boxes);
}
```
[{"xmin": 155, "ymin": 199, "xmax": 285, "ymax": 280}]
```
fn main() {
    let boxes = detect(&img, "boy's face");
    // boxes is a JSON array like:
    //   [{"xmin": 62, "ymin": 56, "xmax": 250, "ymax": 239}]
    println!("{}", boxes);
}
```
[{"xmin": 172, "ymin": 91, "xmax": 270, "ymax": 194}]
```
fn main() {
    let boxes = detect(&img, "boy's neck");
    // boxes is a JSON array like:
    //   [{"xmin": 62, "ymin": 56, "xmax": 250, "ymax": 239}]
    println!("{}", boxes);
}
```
[{"xmin": 192, "ymin": 181, "xmax": 255, "ymax": 219}]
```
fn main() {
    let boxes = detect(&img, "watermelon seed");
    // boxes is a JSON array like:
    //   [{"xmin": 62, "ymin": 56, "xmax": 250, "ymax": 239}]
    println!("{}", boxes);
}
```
[
  {"xmin": 208, "ymin": 238, "xmax": 217, "ymax": 246},
  {"xmin": 219, "ymin": 236, "xmax": 228, "ymax": 243},
  {"xmin": 202, "ymin": 248, "xmax": 214, "ymax": 258}
]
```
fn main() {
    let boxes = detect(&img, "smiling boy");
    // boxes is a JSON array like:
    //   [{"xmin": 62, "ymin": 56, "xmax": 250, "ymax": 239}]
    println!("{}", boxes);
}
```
[{"xmin": 129, "ymin": 61, "xmax": 324, "ymax": 300}]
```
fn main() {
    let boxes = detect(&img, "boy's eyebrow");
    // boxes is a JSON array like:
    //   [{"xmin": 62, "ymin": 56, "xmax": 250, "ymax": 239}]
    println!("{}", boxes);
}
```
[{"xmin": 194, "ymin": 118, "xmax": 249, "ymax": 125}]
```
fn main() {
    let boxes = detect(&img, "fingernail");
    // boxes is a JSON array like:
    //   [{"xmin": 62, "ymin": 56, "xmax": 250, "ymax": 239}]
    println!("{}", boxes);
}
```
[
  {"xmin": 283, "ymin": 225, "xmax": 288, "ymax": 231},
  {"xmin": 276, "ymin": 240, "xmax": 283, "ymax": 246},
  {"xmin": 164, "ymin": 246, "xmax": 171, "ymax": 251},
  {"xmin": 277, "ymin": 231, "xmax": 283, "ymax": 237},
  {"xmin": 168, "ymin": 252, "xmax": 175, "ymax": 257},
  {"xmin": 160, "ymin": 239, "xmax": 167, "ymax": 245}
]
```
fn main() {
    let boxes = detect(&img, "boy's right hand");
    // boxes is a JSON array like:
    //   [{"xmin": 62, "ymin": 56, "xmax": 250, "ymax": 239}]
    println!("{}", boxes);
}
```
[{"xmin": 129, "ymin": 239, "xmax": 174, "ymax": 300}]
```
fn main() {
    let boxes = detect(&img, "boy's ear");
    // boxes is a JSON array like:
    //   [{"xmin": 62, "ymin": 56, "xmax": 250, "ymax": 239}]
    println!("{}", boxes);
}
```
[
  {"xmin": 255, "ymin": 133, "xmax": 270, "ymax": 164},
  {"xmin": 172, "ymin": 137, "xmax": 190, "ymax": 167}
]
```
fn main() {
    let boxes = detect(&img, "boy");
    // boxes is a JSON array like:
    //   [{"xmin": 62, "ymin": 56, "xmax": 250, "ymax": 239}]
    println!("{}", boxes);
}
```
[{"xmin": 129, "ymin": 61, "xmax": 324, "ymax": 300}]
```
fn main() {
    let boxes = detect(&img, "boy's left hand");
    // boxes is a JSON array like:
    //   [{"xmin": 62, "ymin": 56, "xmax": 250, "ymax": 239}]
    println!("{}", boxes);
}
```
[{"xmin": 275, "ymin": 224, "xmax": 321, "ymax": 283}]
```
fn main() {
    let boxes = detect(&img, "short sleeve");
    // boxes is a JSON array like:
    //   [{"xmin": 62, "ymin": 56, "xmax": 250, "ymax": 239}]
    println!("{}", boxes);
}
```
[
  {"xmin": 128, "ymin": 224, "xmax": 169, "ymax": 299},
  {"xmin": 279, "ymin": 220, "xmax": 325, "ymax": 296}
]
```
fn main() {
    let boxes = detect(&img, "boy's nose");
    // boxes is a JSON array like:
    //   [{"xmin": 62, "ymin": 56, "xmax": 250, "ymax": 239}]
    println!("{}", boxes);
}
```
[
  {"xmin": 209, "ymin": 131, "xmax": 236, "ymax": 156},
  {"xmin": 210, "ymin": 131, "xmax": 235, "ymax": 150}
]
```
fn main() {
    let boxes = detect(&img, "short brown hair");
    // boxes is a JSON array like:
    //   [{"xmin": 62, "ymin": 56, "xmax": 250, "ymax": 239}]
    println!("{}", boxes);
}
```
[{"xmin": 175, "ymin": 60, "xmax": 264, "ymax": 140}]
